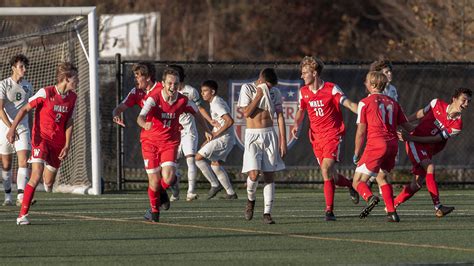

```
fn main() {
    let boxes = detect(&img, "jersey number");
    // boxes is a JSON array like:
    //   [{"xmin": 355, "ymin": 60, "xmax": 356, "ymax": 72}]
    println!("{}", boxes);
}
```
[
  {"xmin": 55, "ymin": 113, "xmax": 62, "ymax": 123},
  {"xmin": 378, "ymin": 103, "xmax": 394, "ymax": 125},
  {"xmin": 313, "ymin": 107, "xmax": 324, "ymax": 117},
  {"xmin": 15, "ymin": 92, "xmax": 22, "ymax": 101},
  {"xmin": 163, "ymin": 120, "xmax": 171, "ymax": 128}
]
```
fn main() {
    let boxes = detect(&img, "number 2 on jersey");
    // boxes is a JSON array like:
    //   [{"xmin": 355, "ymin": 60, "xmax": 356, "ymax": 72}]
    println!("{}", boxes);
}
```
[
  {"xmin": 378, "ymin": 103, "xmax": 394, "ymax": 125},
  {"xmin": 55, "ymin": 113, "xmax": 62, "ymax": 123}
]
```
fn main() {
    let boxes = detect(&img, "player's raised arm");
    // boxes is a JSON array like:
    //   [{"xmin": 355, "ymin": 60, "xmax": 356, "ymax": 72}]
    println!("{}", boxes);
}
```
[
  {"xmin": 342, "ymin": 97, "xmax": 358, "ymax": 114},
  {"xmin": 112, "ymin": 103, "xmax": 128, "ymax": 127}
]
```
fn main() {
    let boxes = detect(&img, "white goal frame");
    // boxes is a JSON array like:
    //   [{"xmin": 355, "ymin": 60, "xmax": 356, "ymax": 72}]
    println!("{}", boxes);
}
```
[{"xmin": 0, "ymin": 7, "xmax": 102, "ymax": 195}]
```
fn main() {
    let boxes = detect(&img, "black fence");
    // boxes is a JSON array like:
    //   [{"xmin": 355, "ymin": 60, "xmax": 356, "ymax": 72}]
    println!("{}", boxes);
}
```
[{"xmin": 99, "ymin": 58, "xmax": 474, "ymax": 189}]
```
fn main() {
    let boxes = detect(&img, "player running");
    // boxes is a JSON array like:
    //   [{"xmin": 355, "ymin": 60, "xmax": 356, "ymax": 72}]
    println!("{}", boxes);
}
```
[{"xmin": 395, "ymin": 87, "xmax": 472, "ymax": 217}]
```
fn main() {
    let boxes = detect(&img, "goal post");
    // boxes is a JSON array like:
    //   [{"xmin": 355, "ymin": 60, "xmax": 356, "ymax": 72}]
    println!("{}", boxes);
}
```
[{"xmin": 0, "ymin": 7, "xmax": 101, "ymax": 195}]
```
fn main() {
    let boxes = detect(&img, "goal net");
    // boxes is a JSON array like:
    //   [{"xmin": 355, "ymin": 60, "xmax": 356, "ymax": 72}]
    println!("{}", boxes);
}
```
[{"xmin": 0, "ymin": 7, "xmax": 101, "ymax": 194}]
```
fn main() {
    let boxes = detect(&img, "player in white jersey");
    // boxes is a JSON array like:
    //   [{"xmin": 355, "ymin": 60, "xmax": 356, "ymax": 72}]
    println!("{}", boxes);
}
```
[
  {"xmin": 195, "ymin": 80, "xmax": 237, "ymax": 200},
  {"xmin": 367, "ymin": 60, "xmax": 400, "ymax": 189},
  {"xmin": 0, "ymin": 54, "xmax": 32, "ymax": 206},
  {"xmin": 168, "ymin": 65, "xmax": 213, "ymax": 201}
]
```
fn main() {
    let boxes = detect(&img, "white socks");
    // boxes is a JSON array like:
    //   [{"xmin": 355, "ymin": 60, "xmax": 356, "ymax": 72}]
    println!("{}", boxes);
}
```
[
  {"xmin": 211, "ymin": 165, "xmax": 235, "ymax": 195},
  {"xmin": 2, "ymin": 170, "xmax": 12, "ymax": 200},
  {"xmin": 246, "ymin": 177, "xmax": 258, "ymax": 201},
  {"xmin": 195, "ymin": 159, "xmax": 219, "ymax": 187},
  {"xmin": 186, "ymin": 157, "xmax": 197, "ymax": 194},
  {"xmin": 263, "ymin": 182, "xmax": 275, "ymax": 214}
]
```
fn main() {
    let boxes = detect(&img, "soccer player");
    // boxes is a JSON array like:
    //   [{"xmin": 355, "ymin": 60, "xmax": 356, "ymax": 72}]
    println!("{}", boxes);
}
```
[
  {"xmin": 138, "ymin": 68, "xmax": 212, "ymax": 222},
  {"xmin": 0, "ymin": 54, "xmax": 32, "ymax": 206},
  {"xmin": 394, "ymin": 87, "xmax": 472, "ymax": 217},
  {"xmin": 167, "ymin": 65, "xmax": 213, "ymax": 202},
  {"xmin": 238, "ymin": 68, "xmax": 286, "ymax": 224},
  {"xmin": 352, "ymin": 71, "xmax": 414, "ymax": 222},
  {"xmin": 195, "ymin": 80, "xmax": 237, "ymax": 199},
  {"xmin": 291, "ymin": 56, "xmax": 359, "ymax": 221},
  {"xmin": 367, "ymin": 60, "xmax": 399, "ymax": 188},
  {"xmin": 7, "ymin": 62, "xmax": 78, "ymax": 225},
  {"xmin": 111, "ymin": 62, "xmax": 170, "ymax": 210}
]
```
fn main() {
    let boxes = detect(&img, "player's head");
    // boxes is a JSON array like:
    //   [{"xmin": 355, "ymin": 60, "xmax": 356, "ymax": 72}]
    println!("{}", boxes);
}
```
[
  {"xmin": 365, "ymin": 71, "xmax": 388, "ymax": 94},
  {"xmin": 168, "ymin": 64, "xmax": 185, "ymax": 84},
  {"xmin": 259, "ymin": 68, "xmax": 278, "ymax": 87},
  {"xmin": 300, "ymin": 56, "xmax": 324, "ymax": 85},
  {"xmin": 57, "ymin": 62, "xmax": 79, "ymax": 91},
  {"xmin": 132, "ymin": 62, "xmax": 156, "ymax": 90},
  {"xmin": 10, "ymin": 54, "xmax": 29, "ymax": 78},
  {"xmin": 162, "ymin": 67, "xmax": 180, "ymax": 97},
  {"xmin": 451, "ymin": 87, "xmax": 472, "ymax": 113},
  {"xmin": 369, "ymin": 60, "xmax": 393, "ymax": 83},
  {"xmin": 200, "ymin": 80, "xmax": 218, "ymax": 102}
]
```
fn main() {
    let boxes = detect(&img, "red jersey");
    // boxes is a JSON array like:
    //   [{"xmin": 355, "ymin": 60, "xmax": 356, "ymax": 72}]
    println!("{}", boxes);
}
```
[
  {"xmin": 140, "ymin": 88, "xmax": 197, "ymax": 143},
  {"xmin": 411, "ymin": 99, "xmax": 462, "ymax": 154},
  {"xmin": 28, "ymin": 85, "xmax": 77, "ymax": 146},
  {"xmin": 357, "ymin": 93, "xmax": 407, "ymax": 142},
  {"xmin": 298, "ymin": 82, "xmax": 346, "ymax": 138}
]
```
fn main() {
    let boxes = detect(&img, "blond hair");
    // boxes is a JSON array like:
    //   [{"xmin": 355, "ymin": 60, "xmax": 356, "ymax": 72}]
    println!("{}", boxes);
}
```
[
  {"xmin": 366, "ymin": 71, "xmax": 388, "ymax": 92},
  {"xmin": 300, "ymin": 56, "xmax": 324, "ymax": 74},
  {"xmin": 57, "ymin": 62, "xmax": 78, "ymax": 83}
]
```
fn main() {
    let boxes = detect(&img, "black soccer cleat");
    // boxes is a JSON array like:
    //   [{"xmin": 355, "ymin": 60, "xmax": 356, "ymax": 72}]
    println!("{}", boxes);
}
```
[
  {"xmin": 160, "ymin": 189, "xmax": 170, "ymax": 211},
  {"xmin": 435, "ymin": 205, "xmax": 455, "ymax": 218},
  {"xmin": 349, "ymin": 186, "xmax": 360, "ymax": 204},
  {"xmin": 207, "ymin": 185, "xmax": 223, "ymax": 200},
  {"xmin": 386, "ymin": 211, "xmax": 400, "ymax": 222},
  {"xmin": 359, "ymin": 195, "xmax": 379, "ymax": 219},
  {"xmin": 244, "ymin": 200, "xmax": 256, "ymax": 221},
  {"xmin": 263, "ymin": 213, "xmax": 275, "ymax": 224},
  {"xmin": 325, "ymin": 211, "xmax": 336, "ymax": 221},
  {"xmin": 151, "ymin": 212, "xmax": 160, "ymax": 223}
]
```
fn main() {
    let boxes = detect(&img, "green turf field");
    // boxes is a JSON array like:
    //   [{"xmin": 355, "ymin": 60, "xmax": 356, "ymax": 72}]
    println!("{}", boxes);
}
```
[{"xmin": 0, "ymin": 188, "xmax": 473, "ymax": 265}]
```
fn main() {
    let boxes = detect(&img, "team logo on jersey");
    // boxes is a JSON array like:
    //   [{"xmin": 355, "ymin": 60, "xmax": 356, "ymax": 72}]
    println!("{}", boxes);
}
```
[
  {"xmin": 229, "ymin": 79, "xmax": 303, "ymax": 150},
  {"xmin": 33, "ymin": 148, "xmax": 40, "ymax": 157}
]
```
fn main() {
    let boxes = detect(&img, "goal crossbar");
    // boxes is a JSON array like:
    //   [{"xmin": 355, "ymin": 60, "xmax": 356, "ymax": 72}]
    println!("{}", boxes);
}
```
[{"xmin": 0, "ymin": 7, "xmax": 101, "ymax": 195}]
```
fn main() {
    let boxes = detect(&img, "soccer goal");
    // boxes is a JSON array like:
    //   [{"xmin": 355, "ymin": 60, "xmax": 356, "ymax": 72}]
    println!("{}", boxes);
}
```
[{"xmin": 0, "ymin": 7, "xmax": 101, "ymax": 195}]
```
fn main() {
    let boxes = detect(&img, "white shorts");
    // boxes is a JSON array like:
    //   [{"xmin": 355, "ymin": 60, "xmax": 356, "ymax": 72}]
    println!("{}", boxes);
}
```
[
  {"xmin": 178, "ymin": 130, "xmax": 198, "ymax": 158},
  {"xmin": 242, "ymin": 127, "xmax": 285, "ymax": 173},
  {"xmin": 0, "ymin": 129, "xmax": 30, "ymax": 155},
  {"xmin": 198, "ymin": 134, "xmax": 235, "ymax": 162}
]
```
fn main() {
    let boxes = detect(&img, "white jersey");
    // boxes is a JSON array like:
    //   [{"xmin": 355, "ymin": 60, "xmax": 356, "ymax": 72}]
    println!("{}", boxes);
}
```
[
  {"xmin": 383, "ymin": 84, "xmax": 398, "ymax": 102},
  {"xmin": 210, "ymin": 95, "xmax": 234, "ymax": 137},
  {"xmin": 237, "ymin": 83, "xmax": 283, "ymax": 115},
  {"xmin": 178, "ymin": 84, "xmax": 202, "ymax": 134},
  {"xmin": 0, "ymin": 77, "xmax": 33, "ymax": 134}
]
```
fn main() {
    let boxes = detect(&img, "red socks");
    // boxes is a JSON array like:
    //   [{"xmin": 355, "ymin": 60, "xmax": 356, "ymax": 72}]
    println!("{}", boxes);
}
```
[
  {"xmin": 425, "ymin": 173, "xmax": 440, "ymax": 206},
  {"xmin": 356, "ymin": 182, "xmax": 373, "ymax": 202},
  {"xmin": 19, "ymin": 183, "xmax": 35, "ymax": 217},
  {"xmin": 160, "ymin": 178, "xmax": 170, "ymax": 190},
  {"xmin": 324, "ymin": 180, "xmax": 335, "ymax": 211},
  {"xmin": 394, "ymin": 185, "xmax": 417, "ymax": 207},
  {"xmin": 147, "ymin": 187, "xmax": 160, "ymax": 213},
  {"xmin": 336, "ymin": 174, "xmax": 352, "ymax": 187},
  {"xmin": 380, "ymin": 184, "xmax": 395, "ymax": 213}
]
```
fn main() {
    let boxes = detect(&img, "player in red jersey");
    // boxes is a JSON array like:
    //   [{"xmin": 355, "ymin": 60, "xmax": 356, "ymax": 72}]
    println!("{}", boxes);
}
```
[
  {"xmin": 7, "ymin": 62, "xmax": 78, "ymax": 225},
  {"xmin": 137, "ymin": 68, "xmax": 212, "ymax": 222},
  {"xmin": 352, "ymin": 71, "xmax": 414, "ymax": 222},
  {"xmin": 291, "ymin": 56, "xmax": 359, "ymax": 221},
  {"xmin": 395, "ymin": 87, "xmax": 472, "ymax": 217}
]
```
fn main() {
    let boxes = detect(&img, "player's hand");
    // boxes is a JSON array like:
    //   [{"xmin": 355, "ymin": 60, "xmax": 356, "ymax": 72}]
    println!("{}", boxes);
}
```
[
  {"xmin": 280, "ymin": 140, "xmax": 287, "ymax": 158},
  {"xmin": 205, "ymin": 131, "xmax": 213, "ymax": 142},
  {"xmin": 59, "ymin": 146, "xmax": 69, "ymax": 161},
  {"xmin": 6, "ymin": 128, "xmax": 17, "ymax": 144},
  {"xmin": 113, "ymin": 116, "xmax": 125, "ymax": 127},
  {"xmin": 397, "ymin": 130, "xmax": 410, "ymax": 141},
  {"xmin": 210, "ymin": 120, "xmax": 220, "ymax": 128},
  {"xmin": 291, "ymin": 126, "xmax": 299, "ymax": 139},
  {"xmin": 143, "ymin": 122, "xmax": 152, "ymax": 130},
  {"xmin": 353, "ymin": 154, "xmax": 360, "ymax": 165}
]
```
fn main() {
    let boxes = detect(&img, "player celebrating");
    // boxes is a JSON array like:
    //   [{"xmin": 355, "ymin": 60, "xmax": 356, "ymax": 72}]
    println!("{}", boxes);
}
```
[
  {"xmin": 395, "ymin": 87, "xmax": 472, "ymax": 217},
  {"xmin": 238, "ymin": 68, "xmax": 286, "ymax": 225},
  {"xmin": 8, "ymin": 62, "xmax": 78, "ymax": 225},
  {"xmin": 0, "ymin": 54, "xmax": 32, "ymax": 206},
  {"xmin": 291, "ymin": 56, "xmax": 359, "ymax": 221},
  {"xmin": 138, "ymin": 68, "xmax": 212, "ymax": 222},
  {"xmin": 352, "ymin": 71, "xmax": 413, "ymax": 222},
  {"xmin": 195, "ymin": 80, "xmax": 237, "ymax": 200},
  {"xmin": 111, "ymin": 62, "xmax": 170, "ymax": 210},
  {"xmin": 168, "ymin": 65, "xmax": 213, "ymax": 202}
]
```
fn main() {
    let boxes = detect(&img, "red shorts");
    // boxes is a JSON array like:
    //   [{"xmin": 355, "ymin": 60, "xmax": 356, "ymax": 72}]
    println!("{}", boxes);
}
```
[
  {"xmin": 309, "ymin": 133, "xmax": 342, "ymax": 164},
  {"xmin": 141, "ymin": 140, "xmax": 179, "ymax": 173},
  {"xmin": 30, "ymin": 139, "xmax": 63, "ymax": 170},
  {"xmin": 406, "ymin": 141, "xmax": 432, "ymax": 176},
  {"xmin": 356, "ymin": 139, "xmax": 398, "ymax": 176}
]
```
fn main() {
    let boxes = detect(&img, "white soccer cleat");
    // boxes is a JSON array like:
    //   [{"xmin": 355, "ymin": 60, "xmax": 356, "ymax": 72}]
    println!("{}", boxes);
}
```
[
  {"xmin": 186, "ymin": 193, "xmax": 198, "ymax": 201},
  {"xmin": 2, "ymin": 199, "xmax": 14, "ymax": 206},
  {"xmin": 16, "ymin": 215, "xmax": 30, "ymax": 225},
  {"xmin": 170, "ymin": 195, "xmax": 180, "ymax": 202}
]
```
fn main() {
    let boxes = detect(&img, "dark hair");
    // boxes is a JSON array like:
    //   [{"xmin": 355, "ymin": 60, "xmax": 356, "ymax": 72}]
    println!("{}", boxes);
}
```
[
  {"xmin": 260, "ymin": 68, "xmax": 278, "ymax": 86},
  {"xmin": 201, "ymin": 80, "xmax": 218, "ymax": 93},
  {"xmin": 10, "ymin": 54, "xmax": 29, "ymax": 67},
  {"xmin": 168, "ymin": 64, "xmax": 185, "ymax": 82},
  {"xmin": 369, "ymin": 60, "xmax": 393, "ymax": 72},
  {"xmin": 162, "ymin": 67, "xmax": 180, "ymax": 81},
  {"xmin": 132, "ymin": 62, "xmax": 156, "ymax": 82},
  {"xmin": 452, "ymin": 87, "xmax": 472, "ymax": 99}
]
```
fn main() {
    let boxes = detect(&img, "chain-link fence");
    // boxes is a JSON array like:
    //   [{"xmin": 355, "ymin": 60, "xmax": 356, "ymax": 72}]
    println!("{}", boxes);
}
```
[{"xmin": 99, "ymin": 60, "xmax": 474, "ymax": 189}]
